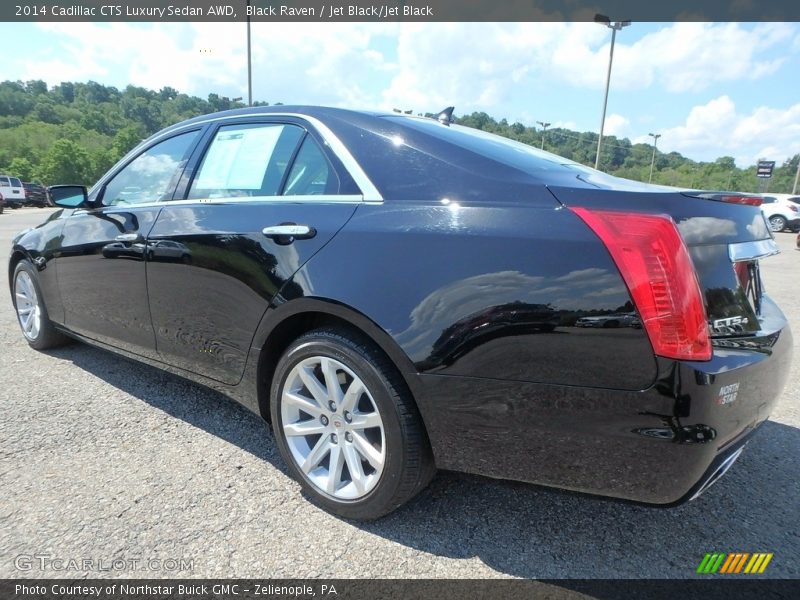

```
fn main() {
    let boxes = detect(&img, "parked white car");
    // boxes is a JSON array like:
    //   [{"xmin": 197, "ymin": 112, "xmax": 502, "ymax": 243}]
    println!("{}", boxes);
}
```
[
  {"xmin": 0, "ymin": 175, "xmax": 26, "ymax": 208},
  {"xmin": 760, "ymin": 194, "xmax": 800, "ymax": 232}
]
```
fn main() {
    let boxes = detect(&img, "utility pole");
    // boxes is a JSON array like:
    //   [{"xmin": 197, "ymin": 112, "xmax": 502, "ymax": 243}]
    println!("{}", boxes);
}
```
[
  {"xmin": 594, "ymin": 15, "xmax": 630, "ymax": 171},
  {"xmin": 246, "ymin": 0, "xmax": 253, "ymax": 106},
  {"xmin": 793, "ymin": 157, "xmax": 800, "ymax": 194},
  {"xmin": 648, "ymin": 132, "xmax": 661, "ymax": 184},
  {"xmin": 537, "ymin": 121, "xmax": 551, "ymax": 150}
]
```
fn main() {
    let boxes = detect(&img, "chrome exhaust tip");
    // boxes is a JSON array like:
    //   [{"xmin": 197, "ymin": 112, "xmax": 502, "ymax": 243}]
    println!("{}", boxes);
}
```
[{"xmin": 689, "ymin": 446, "xmax": 745, "ymax": 501}]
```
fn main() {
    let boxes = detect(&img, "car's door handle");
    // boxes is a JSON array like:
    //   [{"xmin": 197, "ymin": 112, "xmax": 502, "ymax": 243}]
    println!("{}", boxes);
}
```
[
  {"xmin": 262, "ymin": 224, "xmax": 317, "ymax": 241},
  {"xmin": 115, "ymin": 233, "xmax": 142, "ymax": 242}
]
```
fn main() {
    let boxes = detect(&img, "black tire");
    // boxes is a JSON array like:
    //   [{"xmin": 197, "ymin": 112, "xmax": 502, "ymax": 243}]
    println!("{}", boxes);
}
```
[
  {"xmin": 11, "ymin": 260, "xmax": 71, "ymax": 350},
  {"xmin": 768, "ymin": 215, "xmax": 787, "ymax": 232},
  {"xmin": 270, "ymin": 327, "xmax": 435, "ymax": 520}
]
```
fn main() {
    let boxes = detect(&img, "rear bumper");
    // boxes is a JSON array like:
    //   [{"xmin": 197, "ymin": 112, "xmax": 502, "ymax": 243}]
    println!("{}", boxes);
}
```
[
  {"xmin": 411, "ymin": 312, "xmax": 792, "ymax": 505},
  {"xmin": 786, "ymin": 217, "xmax": 800, "ymax": 232}
]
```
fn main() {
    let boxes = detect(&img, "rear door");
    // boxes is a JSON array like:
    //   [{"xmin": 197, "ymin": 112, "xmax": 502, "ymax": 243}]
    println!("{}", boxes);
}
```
[
  {"xmin": 146, "ymin": 117, "xmax": 360, "ymax": 384},
  {"xmin": 56, "ymin": 129, "xmax": 201, "ymax": 358}
]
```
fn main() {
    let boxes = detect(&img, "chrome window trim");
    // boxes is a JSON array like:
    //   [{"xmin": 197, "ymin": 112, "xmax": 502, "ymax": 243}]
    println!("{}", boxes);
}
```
[
  {"xmin": 71, "ymin": 195, "xmax": 364, "ymax": 214},
  {"xmin": 728, "ymin": 239, "xmax": 780, "ymax": 262},
  {"xmin": 93, "ymin": 112, "xmax": 383, "ymax": 204}
]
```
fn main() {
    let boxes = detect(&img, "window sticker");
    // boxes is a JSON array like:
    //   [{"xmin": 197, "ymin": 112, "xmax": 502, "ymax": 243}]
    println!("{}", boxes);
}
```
[{"xmin": 194, "ymin": 126, "xmax": 284, "ymax": 191}]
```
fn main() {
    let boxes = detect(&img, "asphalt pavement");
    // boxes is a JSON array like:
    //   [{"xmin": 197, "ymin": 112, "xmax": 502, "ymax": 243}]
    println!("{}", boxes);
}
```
[{"xmin": 1, "ymin": 207, "xmax": 798, "ymax": 579}]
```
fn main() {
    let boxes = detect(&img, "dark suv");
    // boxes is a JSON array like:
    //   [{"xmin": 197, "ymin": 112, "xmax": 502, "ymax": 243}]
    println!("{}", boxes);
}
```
[
  {"xmin": 9, "ymin": 107, "xmax": 792, "ymax": 519},
  {"xmin": 22, "ymin": 182, "xmax": 48, "ymax": 207}
]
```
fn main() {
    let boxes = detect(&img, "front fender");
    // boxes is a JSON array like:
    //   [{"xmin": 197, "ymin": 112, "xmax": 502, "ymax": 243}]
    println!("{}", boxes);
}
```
[{"xmin": 8, "ymin": 210, "xmax": 67, "ymax": 323}]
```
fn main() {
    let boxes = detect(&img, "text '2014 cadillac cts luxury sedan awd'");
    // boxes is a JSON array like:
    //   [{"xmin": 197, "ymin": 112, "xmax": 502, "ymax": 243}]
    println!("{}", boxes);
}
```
[{"xmin": 9, "ymin": 107, "xmax": 792, "ymax": 519}]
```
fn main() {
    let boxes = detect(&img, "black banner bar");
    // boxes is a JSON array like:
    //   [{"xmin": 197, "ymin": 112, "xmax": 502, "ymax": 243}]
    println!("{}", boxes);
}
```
[
  {"xmin": 2, "ymin": 579, "xmax": 799, "ymax": 600},
  {"xmin": 3, "ymin": 0, "xmax": 800, "ymax": 22}
]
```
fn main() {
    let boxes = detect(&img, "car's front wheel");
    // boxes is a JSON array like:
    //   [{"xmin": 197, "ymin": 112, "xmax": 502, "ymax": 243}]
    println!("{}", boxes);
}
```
[
  {"xmin": 270, "ymin": 328, "xmax": 434, "ymax": 519},
  {"xmin": 12, "ymin": 260, "xmax": 70, "ymax": 350}
]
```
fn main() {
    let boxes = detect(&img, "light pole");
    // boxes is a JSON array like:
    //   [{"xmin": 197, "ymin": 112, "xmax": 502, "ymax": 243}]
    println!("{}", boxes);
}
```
[
  {"xmin": 594, "ymin": 14, "xmax": 630, "ymax": 170},
  {"xmin": 793, "ymin": 157, "xmax": 800, "ymax": 194},
  {"xmin": 246, "ymin": 0, "xmax": 253, "ymax": 106},
  {"xmin": 648, "ymin": 132, "xmax": 661, "ymax": 184},
  {"xmin": 537, "ymin": 121, "xmax": 550, "ymax": 150}
]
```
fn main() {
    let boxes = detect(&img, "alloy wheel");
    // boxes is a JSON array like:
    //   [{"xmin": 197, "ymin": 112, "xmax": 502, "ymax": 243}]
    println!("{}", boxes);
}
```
[
  {"xmin": 280, "ymin": 356, "xmax": 385, "ymax": 500},
  {"xmin": 769, "ymin": 216, "xmax": 786, "ymax": 232},
  {"xmin": 15, "ymin": 270, "xmax": 41, "ymax": 341}
]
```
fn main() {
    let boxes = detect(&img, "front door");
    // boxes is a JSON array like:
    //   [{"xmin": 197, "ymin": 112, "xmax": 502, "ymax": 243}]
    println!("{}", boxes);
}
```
[{"xmin": 56, "ymin": 129, "xmax": 201, "ymax": 358}]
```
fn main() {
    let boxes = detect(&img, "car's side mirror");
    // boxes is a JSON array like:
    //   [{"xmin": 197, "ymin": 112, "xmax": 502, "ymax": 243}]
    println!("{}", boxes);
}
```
[{"xmin": 48, "ymin": 185, "xmax": 90, "ymax": 208}]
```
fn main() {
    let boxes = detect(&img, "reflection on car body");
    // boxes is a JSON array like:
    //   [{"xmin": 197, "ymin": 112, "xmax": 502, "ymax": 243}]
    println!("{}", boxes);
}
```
[{"xmin": 575, "ymin": 312, "xmax": 641, "ymax": 328}]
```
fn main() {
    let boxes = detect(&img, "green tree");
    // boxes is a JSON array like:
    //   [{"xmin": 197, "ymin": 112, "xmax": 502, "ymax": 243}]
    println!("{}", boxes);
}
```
[
  {"xmin": 7, "ymin": 157, "xmax": 35, "ymax": 181},
  {"xmin": 111, "ymin": 126, "xmax": 144, "ymax": 161},
  {"xmin": 0, "ymin": 77, "xmax": 793, "ymax": 194},
  {"xmin": 36, "ymin": 139, "xmax": 93, "ymax": 185}
]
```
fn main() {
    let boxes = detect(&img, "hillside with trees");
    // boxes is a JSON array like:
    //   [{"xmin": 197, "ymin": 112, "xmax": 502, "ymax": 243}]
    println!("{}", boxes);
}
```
[{"xmin": 0, "ymin": 79, "xmax": 797, "ymax": 194}]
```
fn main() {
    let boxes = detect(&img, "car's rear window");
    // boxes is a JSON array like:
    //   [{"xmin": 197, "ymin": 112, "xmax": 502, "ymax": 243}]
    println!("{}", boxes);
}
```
[
  {"xmin": 9, "ymin": 177, "xmax": 22, "ymax": 187},
  {"xmin": 326, "ymin": 114, "xmax": 570, "ymax": 204},
  {"xmin": 388, "ymin": 117, "xmax": 569, "ymax": 176}
]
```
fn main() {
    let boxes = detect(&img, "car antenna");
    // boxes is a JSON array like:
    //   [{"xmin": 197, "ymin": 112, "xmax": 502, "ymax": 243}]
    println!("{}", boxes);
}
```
[{"xmin": 436, "ymin": 107, "xmax": 455, "ymax": 125}]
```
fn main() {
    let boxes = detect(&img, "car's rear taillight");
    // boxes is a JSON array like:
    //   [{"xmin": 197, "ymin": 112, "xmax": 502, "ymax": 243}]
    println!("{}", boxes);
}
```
[
  {"xmin": 570, "ymin": 208, "xmax": 711, "ymax": 361},
  {"xmin": 682, "ymin": 192, "xmax": 763, "ymax": 206},
  {"xmin": 790, "ymin": 205, "xmax": 798, "ymax": 213}
]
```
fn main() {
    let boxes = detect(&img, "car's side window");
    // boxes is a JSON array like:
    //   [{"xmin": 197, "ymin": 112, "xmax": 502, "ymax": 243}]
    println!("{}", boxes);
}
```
[
  {"xmin": 282, "ymin": 136, "xmax": 340, "ymax": 196},
  {"xmin": 188, "ymin": 123, "xmax": 303, "ymax": 199},
  {"xmin": 102, "ymin": 130, "xmax": 199, "ymax": 207}
]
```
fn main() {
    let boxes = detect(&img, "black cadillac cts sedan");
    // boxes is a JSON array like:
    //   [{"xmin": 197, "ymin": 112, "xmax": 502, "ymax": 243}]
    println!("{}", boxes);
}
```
[{"xmin": 10, "ymin": 107, "xmax": 792, "ymax": 518}]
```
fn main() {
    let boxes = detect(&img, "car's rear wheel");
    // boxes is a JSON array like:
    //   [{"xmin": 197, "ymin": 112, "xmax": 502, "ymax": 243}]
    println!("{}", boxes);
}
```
[
  {"xmin": 270, "ymin": 328, "xmax": 434, "ymax": 519},
  {"xmin": 768, "ymin": 215, "xmax": 787, "ymax": 232},
  {"xmin": 12, "ymin": 260, "xmax": 70, "ymax": 350}
]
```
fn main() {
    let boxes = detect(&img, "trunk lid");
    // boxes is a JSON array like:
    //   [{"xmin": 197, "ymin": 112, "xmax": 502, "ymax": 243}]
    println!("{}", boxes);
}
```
[{"xmin": 549, "ymin": 186, "xmax": 778, "ymax": 340}]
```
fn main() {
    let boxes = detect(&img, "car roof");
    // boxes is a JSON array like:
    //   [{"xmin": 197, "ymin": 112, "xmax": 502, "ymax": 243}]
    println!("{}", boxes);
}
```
[{"xmin": 159, "ymin": 105, "xmax": 390, "ymax": 133}]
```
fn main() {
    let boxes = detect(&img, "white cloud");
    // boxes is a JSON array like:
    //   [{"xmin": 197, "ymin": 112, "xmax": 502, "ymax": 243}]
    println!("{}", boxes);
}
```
[
  {"xmin": 617, "ymin": 22, "xmax": 792, "ymax": 93},
  {"xmin": 653, "ymin": 96, "xmax": 800, "ymax": 166},
  {"xmin": 9, "ymin": 22, "xmax": 799, "ymax": 166},
  {"xmin": 603, "ymin": 114, "xmax": 630, "ymax": 137},
  {"xmin": 25, "ymin": 23, "xmax": 245, "ymax": 94},
  {"xmin": 18, "ymin": 22, "xmax": 798, "ymax": 111},
  {"xmin": 22, "ymin": 22, "xmax": 398, "ymax": 107},
  {"xmin": 552, "ymin": 120, "xmax": 578, "ymax": 130},
  {"xmin": 541, "ymin": 22, "xmax": 795, "ymax": 92},
  {"xmin": 379, "ymin": 22, "xmax": 797, "ymax": 113}
]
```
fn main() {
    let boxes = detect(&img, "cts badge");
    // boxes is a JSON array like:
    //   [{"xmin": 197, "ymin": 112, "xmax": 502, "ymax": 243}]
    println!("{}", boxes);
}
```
[{"xmin": 712, "ymin": 316, "xmax": 749, "ymax": 330}]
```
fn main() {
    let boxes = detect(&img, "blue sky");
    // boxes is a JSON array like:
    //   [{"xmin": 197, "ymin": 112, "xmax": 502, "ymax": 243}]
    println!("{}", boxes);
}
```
[{"xmin": 2, "ymin": 21, "xmax": 799, "ymax": 166}]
